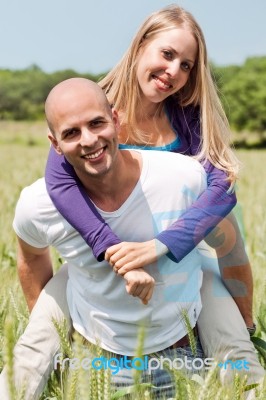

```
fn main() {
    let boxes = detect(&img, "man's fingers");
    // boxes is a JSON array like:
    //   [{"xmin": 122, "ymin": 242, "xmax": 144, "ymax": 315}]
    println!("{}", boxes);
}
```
[
  {"xmin": 140, "ymin": 285, "xmax": 154, "ymax": 304},
  {"xmin": 124, "ymin": 269, "xmax": 155, "ymax": 305},
  {"xmin": 141, "ymin": 287, "xmax": 153, "ymax": 305},
  {"xmin": 127, "ymin": 281, "xmax": 154, "ymax": 302},
  {"xmin": 125, "ymin": 281, "xmax": 138, "ymax": 295},
  {"xmin": 145, "ymin": 286, "xmax": 154, "ymax": 303}
]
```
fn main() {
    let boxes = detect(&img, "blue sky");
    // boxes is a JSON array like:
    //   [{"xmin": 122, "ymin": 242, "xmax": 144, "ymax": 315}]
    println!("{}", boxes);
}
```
[{"xmin": 1, "ymin": 0, "xmax": 265, "ymax": 74}]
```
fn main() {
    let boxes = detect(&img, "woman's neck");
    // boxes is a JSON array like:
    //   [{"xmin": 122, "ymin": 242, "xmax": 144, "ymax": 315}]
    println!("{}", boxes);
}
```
[
  {"xmin": 137, "ymin": 99, "xmax": 164, "ymax": 120},
  {"xmin": 119, "ymin": 108, "xmax": 176, "ymax": 147}
]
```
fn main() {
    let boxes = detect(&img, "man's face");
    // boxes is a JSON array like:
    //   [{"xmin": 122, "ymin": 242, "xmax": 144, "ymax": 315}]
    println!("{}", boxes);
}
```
[{"xmin": 48, "ymin": 88, "xmax": 120, "ymax": 181}]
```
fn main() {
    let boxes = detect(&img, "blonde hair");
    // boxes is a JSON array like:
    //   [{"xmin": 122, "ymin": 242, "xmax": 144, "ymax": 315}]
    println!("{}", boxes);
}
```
[{"xmin": 99, "ymin": 5, "xmax": 239, "ymax": 183}]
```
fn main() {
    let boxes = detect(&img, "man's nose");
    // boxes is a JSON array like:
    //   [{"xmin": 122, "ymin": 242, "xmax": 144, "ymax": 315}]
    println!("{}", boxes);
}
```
[{"xmin": 80, "ymin": 128, "xmax": 97, "ymax": 147}]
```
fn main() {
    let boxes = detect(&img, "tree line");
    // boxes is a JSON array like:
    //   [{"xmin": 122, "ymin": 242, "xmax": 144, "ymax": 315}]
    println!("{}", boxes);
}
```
[
  {"xmin": 214, "ymin": 57, "xmax": 266, "ymax": 137},
  {"xmin": 0, "ymin": 65, "xmax": 104, "ymax": 121},
  {"xmin": 0, "ymin": 57, "xmax": 265, "ymax": 143}
]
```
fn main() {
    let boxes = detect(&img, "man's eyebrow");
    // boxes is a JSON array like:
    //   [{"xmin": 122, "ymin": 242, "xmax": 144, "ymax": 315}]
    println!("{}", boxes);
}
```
[{"xmin": 90, "ymin": 115, "xmax": 106, "ymax": 122}]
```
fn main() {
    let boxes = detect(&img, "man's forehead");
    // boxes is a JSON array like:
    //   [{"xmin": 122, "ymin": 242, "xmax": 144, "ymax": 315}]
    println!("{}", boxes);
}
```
[
  {"xmin": 52, "ymin": 93, "xmax": 109, "ymax": 121},
  {"xmin": 53, "ymin": 88, "xmax": 101, "ymax": 109}
]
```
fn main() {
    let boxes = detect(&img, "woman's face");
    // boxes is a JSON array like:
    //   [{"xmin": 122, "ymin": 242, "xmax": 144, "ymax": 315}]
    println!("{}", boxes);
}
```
[{"xmin": 136, "ymin": 28, "xmax": 197, "ymax": 107}]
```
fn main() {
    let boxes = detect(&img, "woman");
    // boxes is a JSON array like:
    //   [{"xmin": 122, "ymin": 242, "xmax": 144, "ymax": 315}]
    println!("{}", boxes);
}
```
[{"xmin": 45, "ymin": 5, "xmax": 261, "ymax": 381}]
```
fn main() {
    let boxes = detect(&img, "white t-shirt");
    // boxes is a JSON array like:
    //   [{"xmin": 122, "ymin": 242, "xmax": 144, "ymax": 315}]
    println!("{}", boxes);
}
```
[{"xmin": 13, "ymin": 150, "xmax": 207, "ymax": 355}]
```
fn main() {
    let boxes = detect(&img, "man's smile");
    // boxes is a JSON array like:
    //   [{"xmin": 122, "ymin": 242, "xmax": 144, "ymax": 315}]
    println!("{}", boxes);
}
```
[{"xmin": 82, "ymin": 147, "xmax": 106, "ymax": 160}]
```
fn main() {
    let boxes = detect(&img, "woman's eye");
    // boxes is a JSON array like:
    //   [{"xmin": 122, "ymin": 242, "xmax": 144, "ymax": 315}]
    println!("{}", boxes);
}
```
[
  {"xmin": 163, "ymin": 50, "xmax": 173, "ymax": 60},
  {"xmin": 181, "ymin": 62, "xmax": 191, "ymax": 72}
]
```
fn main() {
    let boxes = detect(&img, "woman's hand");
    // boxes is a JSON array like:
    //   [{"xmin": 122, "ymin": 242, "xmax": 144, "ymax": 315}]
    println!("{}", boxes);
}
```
[{"xmin": 105, "ymin": 239, "xmax": 168, "ymax": 275}]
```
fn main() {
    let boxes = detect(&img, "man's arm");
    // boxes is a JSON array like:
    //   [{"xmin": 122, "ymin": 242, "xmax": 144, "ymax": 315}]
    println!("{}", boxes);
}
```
[
  {"xmin": 17, "ymin": 236, "xmax": 53, "ymax": 312},
  {"xmin": 205, "ymin": 213, "xmax": 253, "ymax": 327},
  {"xmin": 17, "ymin": 235, "xmax": 154, "ymax": 309}
]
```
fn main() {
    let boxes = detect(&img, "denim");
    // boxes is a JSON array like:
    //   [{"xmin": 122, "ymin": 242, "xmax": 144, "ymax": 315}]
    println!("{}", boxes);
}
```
[{"xmin": 88, "ymin": 338, "xmax": 205, "ymax": 399}]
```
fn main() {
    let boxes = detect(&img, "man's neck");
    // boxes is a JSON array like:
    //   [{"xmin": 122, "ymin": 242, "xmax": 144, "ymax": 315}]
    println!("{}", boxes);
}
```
[{"xmin": 77, "ymin": 150, "xmax": 142, "ymax": 212}]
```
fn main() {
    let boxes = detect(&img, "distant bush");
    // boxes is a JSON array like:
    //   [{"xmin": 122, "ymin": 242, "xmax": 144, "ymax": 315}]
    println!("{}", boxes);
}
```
[
  {"xmin": 0, "ymin": 64, "xmax": 104, "ymax": 121},
  {"xmin": 213, "ymin": 57, "xmax": 266, "ymax": 136}
]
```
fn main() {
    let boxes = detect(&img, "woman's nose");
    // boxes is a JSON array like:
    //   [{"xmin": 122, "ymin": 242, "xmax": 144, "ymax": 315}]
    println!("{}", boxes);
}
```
[{"xmin": 165, "ymin": 61, "xmax": 180, "ymax": 78}]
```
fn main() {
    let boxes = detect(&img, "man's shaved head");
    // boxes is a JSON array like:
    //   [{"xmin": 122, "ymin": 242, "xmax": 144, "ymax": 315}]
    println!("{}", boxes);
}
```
[
  {"xmin": 45, "ymin": 76, "xmax": 121, "ymax": 183},
  {"xmin": 45, "ymin": 78, "xmax": 112, "ymax": 136}
]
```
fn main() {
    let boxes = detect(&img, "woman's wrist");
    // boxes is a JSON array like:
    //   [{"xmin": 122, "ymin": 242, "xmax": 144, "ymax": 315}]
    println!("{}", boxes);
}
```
[{"xmin": 154, "ymin": 239, "xmax": 168, "ymax": 258}]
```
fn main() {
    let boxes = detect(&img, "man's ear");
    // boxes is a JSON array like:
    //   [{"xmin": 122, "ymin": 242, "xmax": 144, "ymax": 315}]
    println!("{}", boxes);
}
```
[
  {"xmin": 47, "ymin": 130, "xmax": 63, "ymax": 155},
  {"xmin": 112, "ymin": 109, "xmax": 121, "ymax": 132}
]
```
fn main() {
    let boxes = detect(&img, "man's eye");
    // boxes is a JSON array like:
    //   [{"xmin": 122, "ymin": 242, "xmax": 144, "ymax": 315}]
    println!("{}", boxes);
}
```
[
  {"xmin": 90, "ymin": 120, "xmax": 104, "ymax": 128},
  {"xmin": 63, "ymin": 129, "xmax": 78, "ymax": 138}
]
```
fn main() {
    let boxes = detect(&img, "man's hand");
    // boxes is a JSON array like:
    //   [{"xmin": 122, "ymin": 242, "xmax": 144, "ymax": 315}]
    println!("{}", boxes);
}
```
[
  {"xmin": 105, "ymin": 239, "xmax": 168, "ymax": 275},
  {"xmin": 123, "ymin": 268, "xmax": 155, "ymax": 305}
]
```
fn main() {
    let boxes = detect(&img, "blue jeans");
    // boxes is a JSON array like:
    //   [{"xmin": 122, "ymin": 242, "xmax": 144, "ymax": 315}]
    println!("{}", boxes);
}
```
[{"xmin": 100, "ymin": 338, "xmax": 204, "ymax": 399}]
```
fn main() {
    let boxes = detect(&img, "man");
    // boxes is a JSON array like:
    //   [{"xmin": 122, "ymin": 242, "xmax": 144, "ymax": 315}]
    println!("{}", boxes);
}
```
[{"xmin": 0, "ymin": 78, "xmax": 263, "ymax": 399}]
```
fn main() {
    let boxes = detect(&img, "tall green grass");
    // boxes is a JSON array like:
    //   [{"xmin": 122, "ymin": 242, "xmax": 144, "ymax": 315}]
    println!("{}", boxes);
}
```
[{"xmin": 0, "ymin": 122, "xmax": 265, "ymax": 399}]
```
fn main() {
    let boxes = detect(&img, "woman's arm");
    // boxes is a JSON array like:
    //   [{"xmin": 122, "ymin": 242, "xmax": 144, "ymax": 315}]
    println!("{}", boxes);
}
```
[
  {"xmin": 105, "ymin": 166, "xmax": 253, "ymax": 326},
  {"xmin": 45, "ymin": 147, "xmax": 121, "ymax": 261},
  {"xmin": 106, "ymin": 164, "xmax": 236, "ymax": 268},
  {"xmin": 156, "ymin": 161, "xmax": 237, "ymax": 261},
  {"xmin": 156, "ymin": 101, "xmax": 237, "ymax": 261},
  {"xmin": 105, "ymin": 103, "xmax": 236, "ymax": 267}
]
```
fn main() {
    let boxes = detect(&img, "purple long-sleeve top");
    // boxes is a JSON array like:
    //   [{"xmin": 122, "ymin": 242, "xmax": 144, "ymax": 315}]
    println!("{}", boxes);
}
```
[{"xmin": 45, "ymin": 97, "xmax": 237, "ymax": 261}]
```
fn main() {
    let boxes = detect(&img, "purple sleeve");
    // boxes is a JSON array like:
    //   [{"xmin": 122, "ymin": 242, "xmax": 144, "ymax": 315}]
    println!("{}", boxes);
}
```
[
  {"xmin": 45, "ymin": 147, "xmax": 121, "ymax": 261},
  {"xmin": 156, "ymin": 162, "xmax": 237, "ymax": 262},
  {"xmin": 157, "ymin": 100, "xmax": 237, "ymax": 262}
]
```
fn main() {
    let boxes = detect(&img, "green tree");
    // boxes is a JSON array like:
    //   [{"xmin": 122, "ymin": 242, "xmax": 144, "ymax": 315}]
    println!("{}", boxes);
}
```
[
  {"xmin": 0, "ymin": 66, "xmax": 102, "ymax": 120},
  {"xmin": 213, "ymin": 57, "xmax": 266, "ymax": 135}
]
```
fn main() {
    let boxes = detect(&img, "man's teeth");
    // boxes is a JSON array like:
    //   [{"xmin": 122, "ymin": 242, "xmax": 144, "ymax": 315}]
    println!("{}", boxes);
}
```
[{"xmin": 84, "ymin": 148, "xmax": 104, "ymax": 159}]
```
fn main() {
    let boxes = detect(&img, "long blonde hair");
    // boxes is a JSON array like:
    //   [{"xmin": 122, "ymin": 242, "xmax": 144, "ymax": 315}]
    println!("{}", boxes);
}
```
[{"xmin": 99, "ymin": 5, "xmax": 239, "ymax": 183}]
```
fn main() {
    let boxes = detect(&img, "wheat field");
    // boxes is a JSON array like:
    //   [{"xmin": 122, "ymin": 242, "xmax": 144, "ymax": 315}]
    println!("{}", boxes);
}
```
[{"xmin": 0, "ymin": 121, "xmax": 265, "ymax": 399}]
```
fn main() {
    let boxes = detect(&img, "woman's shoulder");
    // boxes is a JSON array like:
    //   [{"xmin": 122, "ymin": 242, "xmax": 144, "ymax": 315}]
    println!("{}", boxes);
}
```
[
  {"xmin": 165, "ymin": 97, "xmax": 201, "ymax": 153},
  {"xmin": 165, "ymin": 97, "xmax": 200, "ymax": 121}
]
